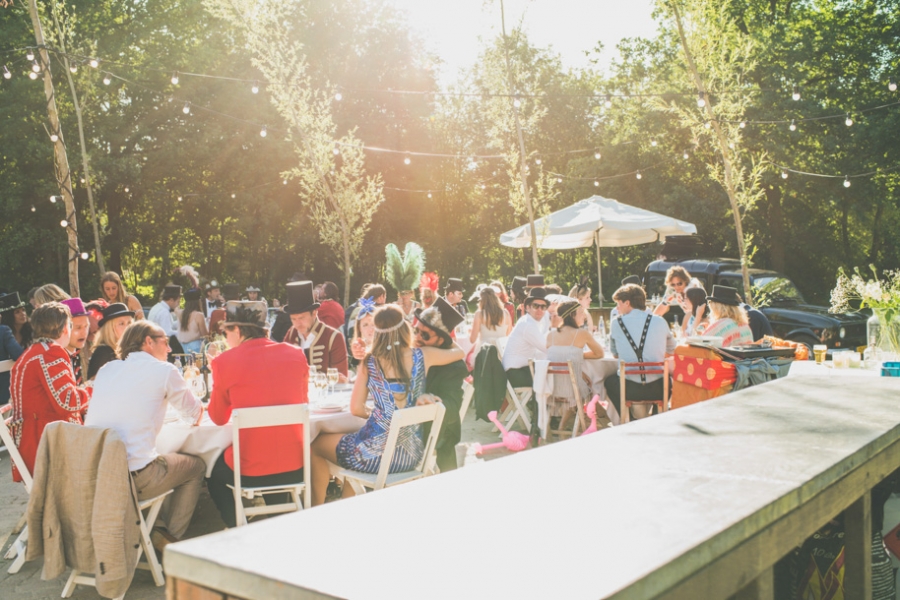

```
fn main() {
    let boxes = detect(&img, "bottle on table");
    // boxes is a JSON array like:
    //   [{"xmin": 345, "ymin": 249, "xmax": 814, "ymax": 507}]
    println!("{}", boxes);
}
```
[{"xmin": 864, "ymin": 336, "xmax": 883, "ymax": 370}]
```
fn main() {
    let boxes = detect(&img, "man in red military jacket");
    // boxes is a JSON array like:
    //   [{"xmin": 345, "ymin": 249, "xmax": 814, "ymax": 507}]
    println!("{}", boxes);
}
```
[
  {"xmin": 9, "ymin": 302, "xmax": 91, "ymax": 482},
  {"xmin": 282, "ymin": 281, "xmax": 348, "ymax": 379},
  {"xmin": 206, "ymin": 300, "xmax": 310, "ymax": 527}
]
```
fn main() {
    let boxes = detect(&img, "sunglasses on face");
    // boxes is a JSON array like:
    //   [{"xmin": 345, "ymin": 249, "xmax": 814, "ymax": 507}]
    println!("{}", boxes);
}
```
[
  {"xmin": 413, "ymin": 327, "xmax": 433, "ymax": 341},
  {"xmin": 530, "ymin": 303, "xmax": 548, "ymax": 310},
  {"xmin": 672, "ymin": 281, "xmax": 686, "ymax": 288}
]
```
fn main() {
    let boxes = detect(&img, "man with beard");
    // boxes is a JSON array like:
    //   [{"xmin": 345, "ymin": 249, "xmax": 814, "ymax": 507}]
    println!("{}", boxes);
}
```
[{"xmin": 61, "ymin": 298, "xmax": 91, "ymax": 385}]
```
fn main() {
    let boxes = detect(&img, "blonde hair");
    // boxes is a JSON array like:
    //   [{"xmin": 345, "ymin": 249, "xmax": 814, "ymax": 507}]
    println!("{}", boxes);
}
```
[
  {"xmin": 99, "ymin": 272, "xmax": 128, "ymax": 304},
  {"xmin": 33, "ymin": 284, "xmax": 70, "ymax": 306},
  {"xmin": 370, "ymin": 305, "xmax": 412, "ymax": 393},
  {"xmin": 93, "ymin": 314, "xmax": 132, "ymax": 352},
  {"xmin": 568, "ymin": 284, "xmax": 591, "ymax": 301},
  {"xmin": 708, "ymin": 301, "xmax": 748, "ymax": 326}
]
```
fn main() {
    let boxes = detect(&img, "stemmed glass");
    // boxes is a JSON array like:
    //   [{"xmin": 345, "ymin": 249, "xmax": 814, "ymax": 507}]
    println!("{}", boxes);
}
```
[
  {"xmin": 327, "ymin": 368, "xmax": 339, "ymax": 395},
  {"xmin": 314, "ymin": 372, "xmax": 328, "ymax": 402}
]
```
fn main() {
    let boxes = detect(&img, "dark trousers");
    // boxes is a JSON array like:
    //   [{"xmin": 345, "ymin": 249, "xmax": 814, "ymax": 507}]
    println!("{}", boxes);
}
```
[
  {"xmin": 206, "ymin": 453, "xmax": 304, "ymax": 528},
  {"xmin": 603, "ymin": 374, "xmax": 666, "ymax": 416},
  {"xmin": 506, "ymin": 366, "xmax": 533, "ymax": 388}
]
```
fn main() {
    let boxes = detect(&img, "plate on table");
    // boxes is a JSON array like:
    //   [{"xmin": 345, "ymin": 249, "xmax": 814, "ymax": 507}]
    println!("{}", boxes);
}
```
[
  {"xmin": 332, "ymin": 383, "xmax": 353, "ymax": 392},
  {"xmin": 312, "ymin": 402, "xmax": 347, "ymax": 414}
]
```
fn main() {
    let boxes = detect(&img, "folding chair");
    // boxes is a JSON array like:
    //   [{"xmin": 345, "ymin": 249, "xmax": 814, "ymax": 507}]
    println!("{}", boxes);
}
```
[
  {"xmin": 62, "ymin": 488, "xmax": 172, "ymax": 598},
  {"xmin": 494, "ymin": 337, "xmax": 532, "ymax": 433},
  {"xmin": 0, "ymin": 403, "xmax": 31, "ymax": 574},
  {"xmin": 619, "ymin": 361, "xmax": 670, "ymax": 424},
  {"xmin": 460, "ymin": 379, "xmax": 475, "ymax": 422},
  {"xmin": 228, "ymin": 404, "xmax": 311, "ymax": 527},
  {"xmin": 0, "ymin": 361, "xmax": 13, "ymax": 455},
  {"xmin": 328, "ymin": 403, "xmax": 445, "ymax": 494},
  {"xmin": 538, "ymin": 360, "xmax": 589, "ymax": 441}
]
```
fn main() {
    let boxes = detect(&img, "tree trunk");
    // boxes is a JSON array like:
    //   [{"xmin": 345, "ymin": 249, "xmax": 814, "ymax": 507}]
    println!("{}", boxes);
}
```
[
  {"xmin": 765, "ymin": 185, "xmax": 786, "ymax": 272},
  {"xmin": 671, "ymin": 2, "xmax": 754, "ymax": 304},
  {"xmin": 27, "ymin": 0, "xmax": 80, "ymax": 296},
  {"xmin": 868, "ymin": 197, "xmax": 883, "ymax": 264}
]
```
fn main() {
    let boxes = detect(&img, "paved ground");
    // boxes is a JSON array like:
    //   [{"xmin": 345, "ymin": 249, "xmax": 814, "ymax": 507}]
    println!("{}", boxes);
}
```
[{"xmin": 0, "ymin": 409, "xmax": 504, "ymax": 599}]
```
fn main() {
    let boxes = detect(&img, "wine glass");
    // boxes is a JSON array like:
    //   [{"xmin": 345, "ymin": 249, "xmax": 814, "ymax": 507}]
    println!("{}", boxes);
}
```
[
  {"xmin": 314, "ymin": 372, "xmax": 328, "ymax": 402},
  {"xmin": 327, "ymin": 368, "xmax": 339, "ymax": 395},
  {"xmin": 190, "ymin": 376, "xmax": 207, "ymax": 400}
]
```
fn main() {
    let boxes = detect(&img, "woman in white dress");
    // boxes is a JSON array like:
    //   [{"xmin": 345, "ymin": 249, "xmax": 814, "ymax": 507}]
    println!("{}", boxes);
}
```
[{"xmin": 469, "ymin": 286, "xmax": 511, "ymax": 351}]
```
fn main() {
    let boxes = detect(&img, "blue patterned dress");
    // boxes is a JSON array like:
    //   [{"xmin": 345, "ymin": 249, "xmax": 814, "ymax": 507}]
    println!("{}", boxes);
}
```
[{"xmin": 336, "ymin": 348, "xmax": 426, "ymax": 474}]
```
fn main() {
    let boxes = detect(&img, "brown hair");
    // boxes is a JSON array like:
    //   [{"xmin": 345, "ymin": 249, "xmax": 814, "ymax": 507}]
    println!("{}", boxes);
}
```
[
  {"xmin": 118, "ymin": 321, "xmax": 162, "ymax": 360},
  {"xmin": 612, "ymin": 284, "xmax": 647, "ymax": 311},
  {"xmin": 479, "ymin": 287, "xmax": 505, "ymax": 329},
  {"xmin": 366, "ymin": 284, "xmax": 387, "ymax": 302},
  {"xmin": 665, "ymin": 266, "xmax": 691, "ymax": 287},
  {"xmin": 31, "ymin": 302, "xmax": 71, "ymax": 340},
  {"xmin": 490, "ymin": 280, "xmax": 509, "ymax": 304},
  {"xmin": 99, "ymin": 272, "xmax": 128, "ymax": 304},
  {"xmin": 225, "ymin": 323, "xmax": 267, "ymax": 341},
  {"xmin": 32, "ymin": 284, "xmax": 70, "ymax": 306},
  {"xmin": 370, "ymin": 305, "xmax": 412, "ymax": 400},
  {"xmin": 322, "ymin": 282, "xmax": 339, "ymax": 300}
]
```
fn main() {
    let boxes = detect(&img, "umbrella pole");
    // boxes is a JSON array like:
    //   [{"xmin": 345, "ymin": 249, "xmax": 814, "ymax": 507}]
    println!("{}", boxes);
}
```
[{"xmin": 595, "ymin": 232, "xmax": 603, "ymax": 304}]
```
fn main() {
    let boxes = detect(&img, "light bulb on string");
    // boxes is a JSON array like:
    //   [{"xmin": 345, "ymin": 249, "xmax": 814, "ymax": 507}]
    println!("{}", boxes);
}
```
[
  {"xmin": 102, "ymin": 73, "xmax": 111, "ymax": 85},
  {"xmin": 535, "ymin": 158, "xmax": 542, "ymax": 165},
  {"xmin": 704, "ymin": 121, "xmax": 711, "ymax": 129},
  {"xmin": 123, "ymin": 186, "xmax": 130, "ymax": 193},
  {"xmin": 26, "ymin": 50, "xmax": 34, "ymax": 61},
  {"xmin": 69, "ymin": 63, "xmax": 77, "ymax": 74},
  {"xmin": 251, "ymin": 81, "xmax": 259, "ymax": 94},
  {"xmin": 480, "ymin": 184, "xmax": 486, "ymax": 190},
  {"xmin": 843, "ymin": 176, "xmax": 851, "ymax": 188},
  {"xmin": 739, "ymin": 121, "xmax": 746, "ymax": 129},
  {"xmin": 604, "ymin": 94, "xmax": 612, "ymax": 109},
  {"xmin": 171, "ymin": 72, "xmax": 179, "ymax": 85},
  {"xmin": 697, "ymin": 92, "xmax": 706, "ymax": 108},
  {"xmin": 792, "ymin": 85, "xmax": 800, "ymax": 101},
  {"xmin": 50, "ymin": 133, "xmax": 58, "ymax": 142},
  {"xmin": 789, "ymin": 119, "xmax": 796, "ymax": 131},
  {"xmin": 50, "ymin": 195, "xmax": 57, "ymax": 203},
  {"xmin": 594, "ymin": 151, "xmax": 601, "ymax": 160},
  {"xmin": 556, "ymin": 177, "xmax": 562, "ymax": 183},
  {"xmin": 636, "ymin": 171, "xmax": 642, "ymax": 180},
  {"xmin": 80, "ymin": 252, "xmax": 88, "ymax": 260},
  {"xmin": 30, "ymin": 206, "xmax": 35, "ymax": 212},
  {"xmin": 593, "ymin": 180, "xmax": 599, "ymax": 187},
  {"xmin": 260, "ymin": 125, "xmax": 268, "ymax": 137},
  {"xmin": 683, "ymin": 151, "xmax": 689, "ymax": 160},
  {"xmin": 334, "ymin": 92, "xmax": 342, "ymax": 101},
  {"xmin": 512, "ymin": 96, "xmax": 521, "ymax": 108},
  {"xmin": 283, "ymin": 179, "xmax": 288, "ymax": 185},
  {"xmin": 845, "ymin": 113, "xmax": 853, "ymax": 127},
  {"xmin": 29, "ymin": 71, "xmax": 38, "ymax": 80},
  {"xmin": 781, "ymin": 169, "xmax": 788, "ymax": 179},
  {"xmin": 60, "ymin": 219, "xmax": 68, "ymax": 228},
  {"xmin": 650, "ymin": 139, "xmax": 658, "ymax": 147},
  {"xmin": 182, "ymin": 102, "xmax": 191, "ymax": 114},
  {"xmin": 89, "ymin": 59, "xmax": 99, "ymax": 68},
  {"xmin": 2, "ymin": 65, "xmax": 10, "ymax": 79},
  {"xmin": 32, "ymin": 60, "xmax": 41, "ymax": 73},
  {"xmin": 177, "ymin": 196, "xmax": 183, "ymax": 201},
  {"xmin": 889, "ymin": 79, "xmax": 897, "ymax": 92},
  {"xmin": 231, "ymin": 193, "xmax": 236, "ymax": 198},
  {"xmin": 403, "ymin": 156, "xmax": 411, "ymax": 165},
  {"xmin": 427, "ymin": 193, "xmax": 432, "ymax": 199},
  {"xmin": 333, "ymin": 146, "xmax": 340, "ymax": 155}
]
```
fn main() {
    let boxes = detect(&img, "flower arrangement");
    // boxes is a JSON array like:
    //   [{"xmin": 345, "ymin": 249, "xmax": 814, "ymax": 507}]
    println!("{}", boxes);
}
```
[{"xmin": 830, "ymin": 266, "xmax": 900, "ymax": 353}]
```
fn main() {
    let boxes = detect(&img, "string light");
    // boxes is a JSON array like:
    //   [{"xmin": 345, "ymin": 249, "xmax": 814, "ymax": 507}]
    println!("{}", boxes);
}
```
[
  {"xmin": 704, "ymin": 121, "xmax": 711, "ymax": 129},
  {"xmin": 781, "ymin": 169, "xmax": 788, "ymax": 179},
  {"xmin": 260, "ymin": 125, "xmax": 267, "ymax": 137},
  {"xmin": 102, "ymin": 73, "xmax": 111, "ymax": 85},
  {"xmin": 513, "ymin": 97, "xmax": 521, "ymax": 108},
  {"xmin": 69, "ymin": 63, "xmax": 77, "ymax": 74},
  {"xmin": 845, "ymin": 113, "xmax": 853, "ymax": 126},
  {"xmin": 28, "ymin": 71, "xmax": 37, "ymax": 80},
  {"xmin": 890, "ymin": 79, "xmax": 897, "ymax": 92},
  {"xmin": 251, "ymin": 81, "xmax": 259, "ymax": 94},
  {"xmin": 697, "ymin": 92, "xmax": 706, "ymax": 108},
  {"xmin": 789, "ymin": 119, "xmax": 796, "ymax": 131},
  {"xmin": 171, "ymin": 71, "xmax": 179, "ymax": 85},
  {"xmin": 334, "ymin": 92, "xmax": 342, "ymax": 101},
  {"xmin": 80, "ymin": 252, "xmax": 88, "ymax": 260},
  {"xmin": 26, "ymin": 50, "xmax": 35, "ymax": 61},
  {"xmin": 792, "ymin": 85, "xmax": 801, "ymax": 101},
  {"xmin": 593, "ymin": 180, "xmax": 599, "ymax": 187},
  {"xmin": 50, "ymin": 133, "xmax": 58, "ymax": 142},
  {"xmin": 124, "ymin": 186, "xmax": 129, "ymax": 193},
  {"xmin": 427, "ymin": 193, "xmax": 432, "ymax": 198},
  {"xmin": 739, "ymin": 121, "xmax": 746, "ymax": 128},
  {"xmin": 182, "ymin": 101, "xmax": 190, "ymax": 114},
  {"xmin": 60, "ymin": 219, "xmax": 67, "ymax": 227},
  {"xmin": 2, "ymin": 66, "xmax": 10, "ymax": 79},
  {"xmin": 50, "ymin": 195, "xmax": 57, "ymax": 203},
  {"xmin": 282, "ymin": 179, "xmax": 288, "ymax": 185},
  {"xmin": 604, "ymin": 95, "xmax": 612, "ymax": 109},
  {"xmin": 535, "ymin": 158, "xmax": 542, "ymax": 165},
  {"xmin": 594, "ymin": 151, "xmax": 601, "ymax": 160},
  {"xmin": 332, "ymin": 146, "xmax": 340, "ymax": 155},
  {"xmin": 403, "ymin": 156, "xmax": 411, "ymax": 165},
  {"xmin": 89, "ymin": 58, "xmax": 99, "ymax": 68},
  {"xmin": 650, "ymin": 139, "xmax": 658, "ymax": 147},
  {"xmin": 32, "ymin": 60, "xmax": 41, "ymax": 73},
  {"xmin": 30, "ymin": 206, "xmax": 35, "ymax": 212},
  {"xmin": 177, "ymin": 196, "xmax": 183, "ymax": 201},
  {"xmin": 843, "ymin": 176, "xmax": 851, "ymax": 188},
  {"xmin": 231, "ymin": 193, "xmax": 236, "ymax": 198},
  {"xmin": 556, "ymin": 177, "xmax": 562, "ymax": 183},
  {"xmin": 683, "ymin": 151, "xmax": 689, "ymax": 160},
  {"xmin": 636, "ymin": 171, "xmax": 642, "ymax": 180}
]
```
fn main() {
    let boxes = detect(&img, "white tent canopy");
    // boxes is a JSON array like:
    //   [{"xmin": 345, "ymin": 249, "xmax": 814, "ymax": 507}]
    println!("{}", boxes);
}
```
[{"xmin": 499, "ymin": 196, "xmax": 697, "ymax": 300}]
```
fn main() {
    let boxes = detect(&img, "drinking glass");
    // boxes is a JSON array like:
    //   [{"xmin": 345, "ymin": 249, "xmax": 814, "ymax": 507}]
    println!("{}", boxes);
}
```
[
  {"xmin": 813, "ymin": 344, "xmax": 827, "ymax": 365},
  {"xmin": 314, "ymin": 372, "xmax": 328, "ymax": 402},
  {"xmin": 327, "ymin": 368, "xmax": 339, "ymax": 394},
  {"xmin": 832, "ymin": 349, "xmax": 850, "ymax": 368}
]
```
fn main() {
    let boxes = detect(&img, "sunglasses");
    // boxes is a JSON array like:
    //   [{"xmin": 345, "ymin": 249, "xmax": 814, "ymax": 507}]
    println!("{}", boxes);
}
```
[
  {"xmin": 152, "ymin": 335, "xmax": 170, "ymax": 346},
  {"xmin": 413, "ymin": 327, "xmax": 433, "ymax": 341},
  {"xmin": 530, "ymin": 303, "xmax": 548, "ymax": 310}
]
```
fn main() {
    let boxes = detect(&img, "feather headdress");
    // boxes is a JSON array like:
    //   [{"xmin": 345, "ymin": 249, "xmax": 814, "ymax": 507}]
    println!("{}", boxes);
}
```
[
  {"xmin": 384, "ymin": 242, "xmax": 426, "ymax": 293},
  {"xmin": 420, "ymin": 272, "xmax": 439, "ymax": 292},
  {"xmin": 178, "ymin": 265, "xmax": 200, "ymax": 289}
]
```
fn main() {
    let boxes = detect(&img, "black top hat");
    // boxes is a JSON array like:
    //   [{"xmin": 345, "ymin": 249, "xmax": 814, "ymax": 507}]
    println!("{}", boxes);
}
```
[
  {"xmin": 222, "ymin": 283, "xmax": 242, "ymax": 301},
  {"xmin": 184, "ymin": 288, "xmax": 202, "ymax": 302},
  {"xmin": 224, "ymin": 301, "xmax": 268, "ymax": 328},
  {"xmin": 98, "ymin": 302, "xmax": 135, "ymax": 328},
  {"xmin": 444, "ymin": 278, "xmax": 465, "ymax": 293},
  {"xmin": 414, "ymin": 297, "xmax": 464, "ymax": 346},
  {"xmin": 284, "ymin": 281, "xmax": 320, "ymax": 315},
  {"xmin": 511, "ymin": 276, "xmax": 527, "ymax": 296},
  {"xmin": 163, "ymin": 284, "xmax": 182, "ymax": 298},
  {"xmin": 526, "ymin": 274, "xmax": 544, "ymax": 287},
  {"xmin": 621, "ymin": 275, "xmax": 642, "ymax": 287},
  {"xmin": 524, "ymin": 287, "xmax": 548, "ymax": 306},
  {"xmin": 0, "ymin": 292, "xmax": 25, "ymax": 313},
  {"xmin": 707, "ymin": 285, "xmax": 741, "ymax": 307}
]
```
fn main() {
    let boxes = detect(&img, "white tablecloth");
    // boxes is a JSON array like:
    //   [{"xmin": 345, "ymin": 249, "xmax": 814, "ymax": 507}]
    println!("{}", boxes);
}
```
[
  {"xmin": 156, "ymin": 391, "xmax": 366, "ymax": 476},
  {"xmin": 787, "ymin": 360, "xmax": 879, "ymax": 379}
]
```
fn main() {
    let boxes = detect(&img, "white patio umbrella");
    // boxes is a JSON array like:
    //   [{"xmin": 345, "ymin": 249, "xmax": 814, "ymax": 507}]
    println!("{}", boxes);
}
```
[{"xmin": 499, "ymin": 195, "xmax": 697, "ymax": 301}]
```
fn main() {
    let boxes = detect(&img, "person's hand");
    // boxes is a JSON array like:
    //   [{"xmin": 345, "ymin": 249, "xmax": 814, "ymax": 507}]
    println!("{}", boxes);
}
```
[
  {"xmin": 415, "ymin": 394, "xmax": 440, "ymax": 406},
  {"xmin": 350, "ymin": 337, "xmax": 367, "ymax": 360},
  {"xmin": 338, "ymin": 373, "xmax": 349, "ymax": 384},
  {"xmin": 194, "ymin": 405, "xmax": 205, "ymax": 426}
]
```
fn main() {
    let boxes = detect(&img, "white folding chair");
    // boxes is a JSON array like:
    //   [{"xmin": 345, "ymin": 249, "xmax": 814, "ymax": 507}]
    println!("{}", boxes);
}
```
[
  {"xmin": 460, "ymin": 379, "xmax": 474, "ymax": 422},
  {"xmin": 494, "ymin": 337, "xmax": 532, "ymax": 433},
  {"xmin": 533, "ymin": 360, "xmax": 588, "ymax": 441},
  {"xmin": 0, "ymin": 403, "xmax": 31, "ymax": 574},
  {"xmin": 0, "ymin": 361, "xmax": 14, "ymax": 455},
  {"xmin": 228, "ymin": 404, "xmax": 311, "ymax": 527},
  {"xmin": 328, "ymin": 403, "xmax": 445, "ymax": 494},
  {"xmin": 62, "ymin": 488, "xmax": 172, "ymax": 598}
]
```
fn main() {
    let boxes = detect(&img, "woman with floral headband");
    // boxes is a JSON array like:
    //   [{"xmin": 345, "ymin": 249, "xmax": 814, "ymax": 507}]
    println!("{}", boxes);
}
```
[{"xmin": 309, "ymin": 304, "xmax": 462, "ymax": 505}]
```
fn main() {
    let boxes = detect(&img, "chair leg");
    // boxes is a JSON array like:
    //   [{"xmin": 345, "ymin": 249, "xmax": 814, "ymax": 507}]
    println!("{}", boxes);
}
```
[
  {"xmin": 6, "ymin": 526, "xmax": 27, "ymax": 574},
  {"xmin": 138, "ymin": 496, "xmax": 167, "ymax": 586},
  {"xmin": 61, "ymin": 571, "xmax": 79, "ymax": 598}
]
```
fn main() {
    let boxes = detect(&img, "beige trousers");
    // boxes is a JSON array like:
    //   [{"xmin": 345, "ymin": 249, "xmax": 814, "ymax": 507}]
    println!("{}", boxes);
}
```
[{"xmin": 132, "ymin": 453, "xmax": 205, "ymax": 539}]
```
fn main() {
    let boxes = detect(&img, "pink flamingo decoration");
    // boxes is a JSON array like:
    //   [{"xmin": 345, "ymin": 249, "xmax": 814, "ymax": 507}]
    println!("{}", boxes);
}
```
[
  {"xmin": 581, "ymin": 395, "xmax": 607, "ymax": 436},
  {"xmin": 476, "ymin": 410, "xmax": 531, "ymax": 454}
]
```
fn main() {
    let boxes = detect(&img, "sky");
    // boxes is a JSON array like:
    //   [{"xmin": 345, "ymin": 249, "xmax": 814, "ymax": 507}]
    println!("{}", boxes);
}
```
[{"xmin": 384, "ymin": 0, "xmax": 660, "ymax": 86}]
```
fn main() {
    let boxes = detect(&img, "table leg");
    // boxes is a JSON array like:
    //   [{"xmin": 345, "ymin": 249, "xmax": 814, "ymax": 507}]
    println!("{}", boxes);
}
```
[{"xmin": 844, "ymin": 490, "xmax": 873, "ymax": 600}]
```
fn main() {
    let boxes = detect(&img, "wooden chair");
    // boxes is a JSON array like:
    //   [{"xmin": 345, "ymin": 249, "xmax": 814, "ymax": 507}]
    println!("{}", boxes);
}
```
[
  {"xmin": 62, "ymin": 489, "xmax": 172, "ymax": 598},
  {"xmin": 494, "ymin": 337, "xmax": 533, "ymax": 433},
  {"xmin": 0, "ymin": 403, "xmax": 32, "ymax": 574},
  {"xmin": 228, "ymin": 404, "xmax": 311, "ymax": 527},
  {"xmin": 460, "ymin": 379, "xmax": 475, "ymax": 422},
  {"xmin": 619, "ymin": 361, "xmax": 669, "ymax": 424},
  {"xmin": 328, "ymin": 403, "xmax": 445, "ymax": 494},
  {"xmin": 530, "ymin": 360, "xmax": 588, "ymax": 441}
]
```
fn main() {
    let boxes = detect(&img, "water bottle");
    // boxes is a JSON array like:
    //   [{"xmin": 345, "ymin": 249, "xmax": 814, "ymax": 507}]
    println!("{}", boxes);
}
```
[
  {"xmin": 597, "ymin": 316, "xmax": 606, "ymax": 344},
  {"xmin": 174, "ymin": 356, "xmax": 184, "ymax": 375}
]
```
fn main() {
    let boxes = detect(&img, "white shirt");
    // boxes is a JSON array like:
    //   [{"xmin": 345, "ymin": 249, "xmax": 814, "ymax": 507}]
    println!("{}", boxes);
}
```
[
  {"xmin": 148, "ymin": 301, "xmax": 176, "ymax": 337},
  {"xmin": 86, "ymin": 351, "xmax": 202, "ymax": 471},
  {"xmin": 502, "ymin": 314, "xmax": 548, "ymax": 370}
]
